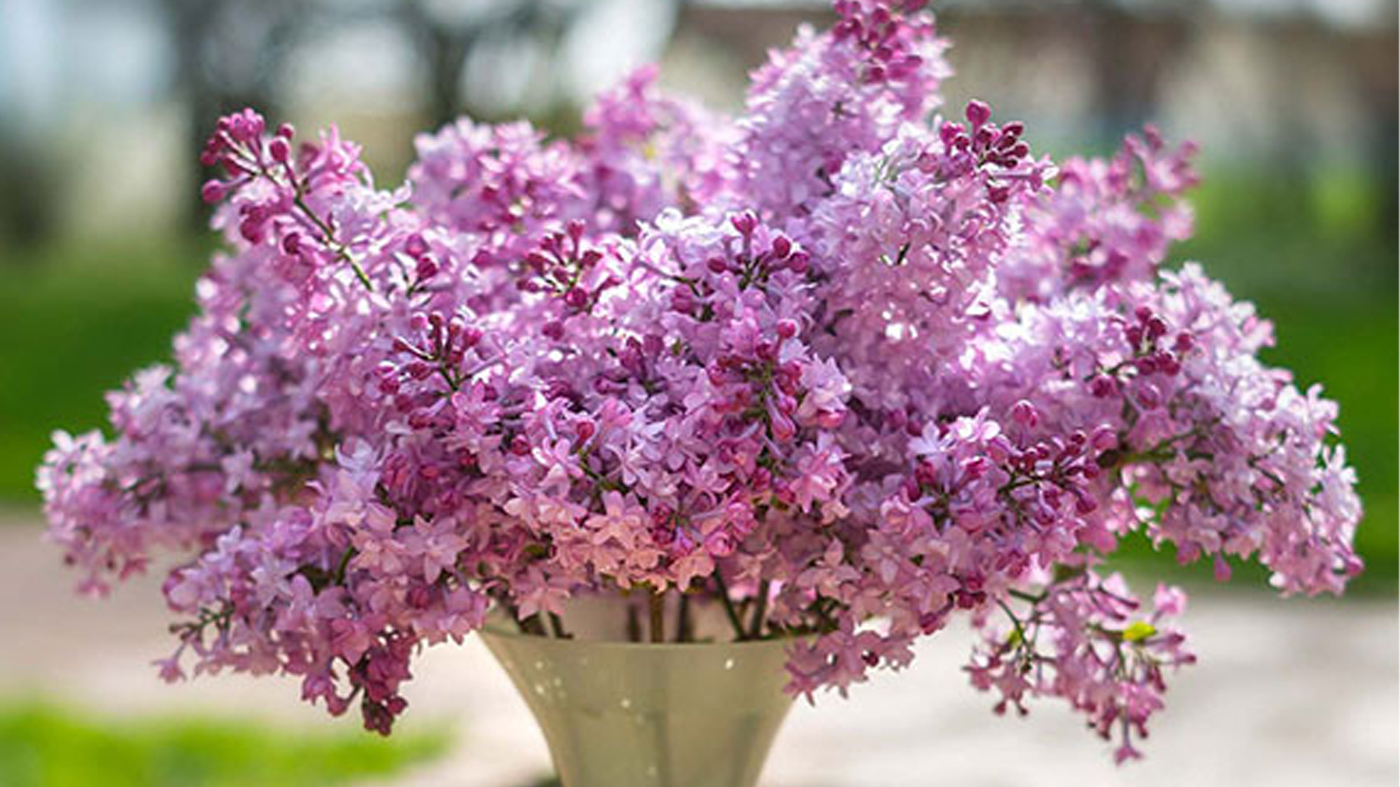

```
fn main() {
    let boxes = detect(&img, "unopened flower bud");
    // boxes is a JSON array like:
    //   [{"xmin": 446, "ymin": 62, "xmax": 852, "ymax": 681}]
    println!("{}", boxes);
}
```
[
  {"xmin": 965, "ymin": 99, "xmax": 992, "ymax": 129},
  {"xmin": 200, "ymin": 179, "xmax": 228, "ymax": 204},
  {"xmin": 1011, "ymin": 399, "xmax": 1039, "ymax": 428},
  {"xmin": 268, "ymin": 137, "xmax": 291, "ymax": 164},
  {"xmin": 1090, "ymin": 374, "xmax": 1117, "ymax": 398},
  {"xmin": 771, "ymin": 236, "xmax": 792, "ymax": 259},
  {"xmin": 730, "ymin": 211, "xmax": 758, "ymax": 237}
]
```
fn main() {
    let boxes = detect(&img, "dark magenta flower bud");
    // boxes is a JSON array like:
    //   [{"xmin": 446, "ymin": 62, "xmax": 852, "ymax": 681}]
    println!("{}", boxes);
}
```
[
  {"xmin": 564, "ymin": 287, "xmax": 589, "ymax": 309},
  {"xmin": 771, "ymin": 235, "xmax": 792, "ymax": 259},
  {"xmin": 268, "ymin": 137, "xmax": 291, "ymax": 164},
  {"xmin": 1011, "ymin": 399, "xmax": 1039, "ymax": 428},
  {"xmin": 576, "ymin": 420, "xmax": 595, "ymax": 441},
  {"xmin": 200, "ymin": 179, "xmax": 228, "ymax": 204},
  {"xmin": 965, "ymin": 100, "xmax": 992, "ymax": 129},
  {"xmin": 1147, "ymin": 316, "xmax": 1169, "ymax": 340}
]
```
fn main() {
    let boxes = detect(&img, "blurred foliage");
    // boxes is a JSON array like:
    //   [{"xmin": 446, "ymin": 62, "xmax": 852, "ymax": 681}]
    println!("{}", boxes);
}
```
[
  {"xmin": 0, "ymin": 170, "xmax": 1393, "ymax": 592},
  {"xmin": 0, "ymin": 699, "xmax": 448, "ymax": 787},
  {"xmin": 0, "ymin": 239, "xmax": 207, "ymax": 501}
]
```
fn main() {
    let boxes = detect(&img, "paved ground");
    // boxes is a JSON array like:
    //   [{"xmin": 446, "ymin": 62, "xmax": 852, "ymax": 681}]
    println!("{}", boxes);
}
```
[{"xmin": 2, "ymin": 516, "xmax": 1395, "ymax": 787}]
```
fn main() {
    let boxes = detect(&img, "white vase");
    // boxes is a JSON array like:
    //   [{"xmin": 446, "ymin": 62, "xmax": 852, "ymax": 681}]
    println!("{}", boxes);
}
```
[{"xmin": 480, "ymin": 628, "xmax": 796, "ymax": 787}]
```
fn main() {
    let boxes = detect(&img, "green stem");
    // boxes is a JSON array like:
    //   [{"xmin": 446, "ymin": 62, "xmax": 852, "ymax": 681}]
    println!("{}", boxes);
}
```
[
  {"xmin": 749, "ymin": 579, "xmax": 771, "ymax": 640},
  {"xmin": 290, "ymin": 187, "xmax": 374, "ymax": 293},
  {"xmin": 649, "ymin": 589, "xmax": 666, "ymax": 644},
  {"xmin": 333, "ymin": 546, "xmax": 356, "ymax": 585},
  {"xmin": 547, "ymin": 612, "xmax": 570, "ymax": 639},
  {"xmin": 713, "ymin": 573, "xmax": 748, "ymax": 641},
  {"xmin": 997, "ymin": 599, "xmax": 1030, "ymax": 649},
  {"xmin": 675, "ymin": 592, "xmax": 692, "ymax": 643},
  {"xmin": 1007, "ymin": 588, "xmax": 1044, "ymax": 604},
  {"xmin": 626, "ymin": 600, "xmax": 641, "ymax": 643}
]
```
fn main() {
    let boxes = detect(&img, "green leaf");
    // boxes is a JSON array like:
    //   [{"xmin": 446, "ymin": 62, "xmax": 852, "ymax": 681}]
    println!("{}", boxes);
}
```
[{"xmin": 1122, "ymin": 621, "xmax": 1156, "ymax": 643}]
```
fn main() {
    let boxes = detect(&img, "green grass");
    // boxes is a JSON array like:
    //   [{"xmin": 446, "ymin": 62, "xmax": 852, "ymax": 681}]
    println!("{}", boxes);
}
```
[
  {"xmin": 0, "ymin": 240, "xmax": 205, "ymax": 502},
  {"xmin": 0, "ymin": 169, "xmax": 1393, "ymax": 590},
  {"xmin": 0, "ymin": 700, "xmax": 448, "ymax": 787}
]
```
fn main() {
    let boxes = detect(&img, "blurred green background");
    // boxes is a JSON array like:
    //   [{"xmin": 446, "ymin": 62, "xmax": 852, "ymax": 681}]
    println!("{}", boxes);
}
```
[
  {"xmin": 0, "ymin": 1, "xmax": 1394, "ymax": 785},
  {"xmin": 0, "ymin": 701, "xmax": 447, "ymax": 787}
]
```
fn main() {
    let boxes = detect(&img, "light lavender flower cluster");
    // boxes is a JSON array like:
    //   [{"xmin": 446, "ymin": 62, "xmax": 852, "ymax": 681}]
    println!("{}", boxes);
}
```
[{"xmin": 39, "ymin": 0, "xmax": 1361, "ymax": 760}]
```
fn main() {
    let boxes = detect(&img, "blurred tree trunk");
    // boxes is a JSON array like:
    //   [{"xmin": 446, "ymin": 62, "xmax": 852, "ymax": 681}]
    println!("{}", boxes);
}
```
[
  {"xmin": 1081, "ymin": 0, "xmax": 1197, "ymax": 145},
  {"xmin": 157, "ymin": 0, "xmax": 303, "ymax": 235},
  {"xmin": 401, "ymin": 0, "xmax": 479, "ymax": 130},
  {"xmin": 1353, "ymin": 28, "xmax": 1399, "ymax": 251},
  {"xmin": 0, "ymin": 134, "xmax": 59, "ymax": 254},
  {"xmin": 400, "ymin": 0, "xmax": 582, "ymax": 132}
]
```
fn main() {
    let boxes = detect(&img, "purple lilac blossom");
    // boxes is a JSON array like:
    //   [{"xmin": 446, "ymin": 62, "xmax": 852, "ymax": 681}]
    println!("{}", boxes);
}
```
[{"xmin": 38, "ymin": 0, "xmax": 1361, "ymax": 759}]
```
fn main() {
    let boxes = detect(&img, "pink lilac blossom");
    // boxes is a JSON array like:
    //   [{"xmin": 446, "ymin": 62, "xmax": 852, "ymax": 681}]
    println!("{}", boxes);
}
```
[{"xmin": 38, "ymin": 0, "xmax": 1361, "ymax": 761}]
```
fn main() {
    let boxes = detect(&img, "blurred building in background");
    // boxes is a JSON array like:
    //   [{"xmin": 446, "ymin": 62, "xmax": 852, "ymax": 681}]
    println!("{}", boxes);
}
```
[{"xmin": 0, "ymin": 0, "xmax": 1394, "ymax": 244}]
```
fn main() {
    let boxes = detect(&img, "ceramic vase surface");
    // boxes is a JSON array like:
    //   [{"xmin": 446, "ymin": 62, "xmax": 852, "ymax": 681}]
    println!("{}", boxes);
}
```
[{"xmin": 480, "ymin": 628, "xmax": 796, "ymax": 787}]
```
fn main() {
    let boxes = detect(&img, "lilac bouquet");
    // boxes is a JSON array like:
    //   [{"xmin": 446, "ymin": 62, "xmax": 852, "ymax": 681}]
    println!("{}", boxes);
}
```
[{"xmin": 39, "ymin": 0, "xmax": 1361, "ymax": 762}]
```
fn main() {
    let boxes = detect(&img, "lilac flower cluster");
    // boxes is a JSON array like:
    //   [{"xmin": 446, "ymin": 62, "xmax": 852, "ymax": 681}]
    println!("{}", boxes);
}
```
[{"xmin": 39, "ymin": 0, "xmax": 1361, "ymax": 759}]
